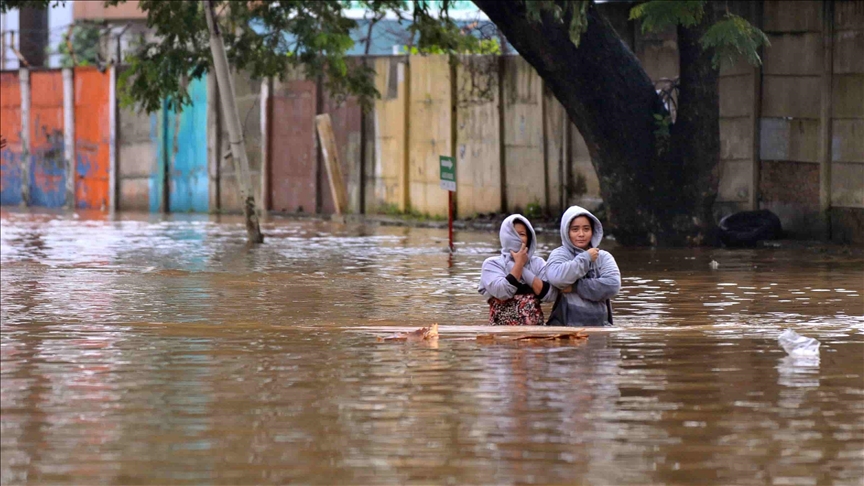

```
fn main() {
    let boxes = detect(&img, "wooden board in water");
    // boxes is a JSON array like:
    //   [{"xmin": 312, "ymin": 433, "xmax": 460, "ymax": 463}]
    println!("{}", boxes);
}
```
[{"xmin": 347, "ymin": 325, "xmax": 619, "ymax": 339}]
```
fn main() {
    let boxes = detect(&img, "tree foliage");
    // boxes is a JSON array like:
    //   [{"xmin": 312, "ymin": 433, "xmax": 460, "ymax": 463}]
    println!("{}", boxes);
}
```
[
  {"xmin": 523, "ymin": 0, "xmax": 767, "ymax": 70},
  {"xmin": 0, "ymin": 0, "xmax": 62, "ymax": 14},
  {"xmin": 700, "ymin": 12, "xmax": 770, "ymax": 68},
  {"xmin": 630, "ymin": 0, "xmax": 768, "ymax": 68},
  {"xmin": 629, "ymin": 0, "xmax": 706, "ymax": 31},
  {"xmin": 106, "ymin": 0, "xmax": 500, "ymax": 113},
  {"xmin": 6, "ymin": 0, "xmax": 768, "ymax": 114},
  {"xmin": 49, "ymin": 22, "xmax": 103, "ymax": 68}
]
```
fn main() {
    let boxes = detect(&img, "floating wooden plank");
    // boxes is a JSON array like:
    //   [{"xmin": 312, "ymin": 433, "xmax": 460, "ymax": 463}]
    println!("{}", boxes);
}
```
[
  {"xmin": 315, "ymin": 113, "xmax": 349, "ymax": 215},
  {"xmin": 348, "ymin": 325, "xmax": 618, "ymax": 340}
]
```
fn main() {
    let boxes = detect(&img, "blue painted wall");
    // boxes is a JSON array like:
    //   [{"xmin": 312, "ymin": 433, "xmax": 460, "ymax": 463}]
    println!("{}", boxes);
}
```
[
  {"xmin": 0, "ymin": 149, "xmax": 23, "ymax": 206},
  {"xmin": 167, "ymin": 77, "xmax": 209, "ymax": 213},
  {"xmin": 148, "ymin": 76, "xmax": 209, "ymax": 213}
]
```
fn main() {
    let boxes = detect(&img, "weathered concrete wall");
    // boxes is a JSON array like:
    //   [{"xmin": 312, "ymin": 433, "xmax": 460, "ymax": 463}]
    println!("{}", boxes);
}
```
[
  {"xmin": 455, "ymin": 55, "xmax": 500, "ymax": 217},
  {"xmin": 567, "ymin": 124, "xmax": 602, "ymax": 211},
  {"xmin": 543, "ymin": 86, "xmax": 565, "ymax": 216},
  {"xmin": 759, "ymin": 1, "xmax": 824, "ymax": 237},
  {"xmin": 116, "ymin": 104, "xmax": 154, "ymax": 211},
  {"xmin": 217, "ymin": 70, "xmax": 262, "ymax": 213},
  {"xmin": 368, "ymin": 56, "xmax": 408, "ymax": 213},
  {"xmin": 715, "ymin": 2, "xmax": 762, "ymax": 218},
  {"xmin": 407, "ymin": 55, "xmax": 451, "ymax": 217},
  {"xmin": 502, "ymin": 56, "xmax": 544, "ymax": 213},
  {"xmin": 829, "ymin": 0, "xmax": 864, "ymax": 243}
]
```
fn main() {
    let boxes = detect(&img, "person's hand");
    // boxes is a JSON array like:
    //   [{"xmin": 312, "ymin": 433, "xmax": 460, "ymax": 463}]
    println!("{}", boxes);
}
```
[
  {"xmin": 586, "ymin": 248, "xmax": 599, "ymax": 262},
  {"xmin": 510, "ymin": 244, "xmax": 529, "ymax": 267},
  {"xmin": 562, "ymin": 285, "xmax": 573, "ymax": 293}
]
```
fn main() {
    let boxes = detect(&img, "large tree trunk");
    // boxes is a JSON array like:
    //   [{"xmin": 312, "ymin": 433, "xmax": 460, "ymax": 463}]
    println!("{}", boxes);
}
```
[
  {"xmin": 672, "ymin": 3, "xmax": 721, "ymax": 245},
  {"xmin": 474, "ymin": 1, "xmax": 720, "ymax": 246}
]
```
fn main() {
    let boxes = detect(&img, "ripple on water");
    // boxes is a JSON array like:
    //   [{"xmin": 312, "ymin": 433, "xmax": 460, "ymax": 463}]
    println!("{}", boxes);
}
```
[{"xmin": 2, "ymin": 210, "xmax": 863, "ymax": 484}]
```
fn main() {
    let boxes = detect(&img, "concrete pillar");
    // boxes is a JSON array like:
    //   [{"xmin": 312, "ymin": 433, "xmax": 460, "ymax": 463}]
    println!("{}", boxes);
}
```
[
  {"xmin": 19, "ymin": 67, "xmax": 29, "ymax": 206},
  {"xmin": 62, "ymin": 67, "xmax": 75, "ymax": 208},
  {"xmin": 109, "ymin": 65, "xmax": 118, "ymax": 212},
  {"xmin": 259, "ymin": 77, "xmax": 270, "ymax": 214}
]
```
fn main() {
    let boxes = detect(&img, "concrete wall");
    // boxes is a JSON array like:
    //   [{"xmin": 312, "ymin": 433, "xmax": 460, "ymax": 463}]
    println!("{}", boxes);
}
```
[
  {"xmin": 502, "ymin": 56, "xmax": 544, "ymax": 213},
  {"xmin": 217, "ymin": 70, "xmax": 262, "ymax": 213},
  {"xmin": 715, "ymin": 1, "xmax": 762, "ymax": 218},
  {"xmin": 830, "ymin": 0, "xmax": 864, "ymax": 243},
  {"xmin": 456, "ymin": 55, "xmax": 501, "ymax": 217},
  {"xmin": 367, "ymin": 56, "xmax": 408, "ymax": 213},
  {"xmin": 116, "ymin": 103, "xmax": 153, "ymax": 211},
  {"xmin": 759, "ymin": 0, "xmax": 825, "ymax": 237},
  {"xmin": 407, "ymin": 55, "xmax": 452, "ymax": 217}
]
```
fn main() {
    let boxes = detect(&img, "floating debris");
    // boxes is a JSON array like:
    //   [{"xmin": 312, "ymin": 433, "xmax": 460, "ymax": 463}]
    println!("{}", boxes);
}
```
[
  {"xmin": 378, "ymin": 323, "xmax": 439, "ymax": 342},
  {"xmin": 778, "ymin": 329, "xmax": 820, "ymax": 358},
  {"xmin": 709, "ymin": 260, "xmax": 719, "ymax": 270}
]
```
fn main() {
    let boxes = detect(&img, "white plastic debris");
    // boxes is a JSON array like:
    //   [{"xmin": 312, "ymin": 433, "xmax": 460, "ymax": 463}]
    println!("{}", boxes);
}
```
[
  {"xmin": 709, "ymin": 260, "xmax": 719, "ymax": 269},
  {"xmin": 778, "ymin": 329, "xmax": 820, "ymax": 358}
]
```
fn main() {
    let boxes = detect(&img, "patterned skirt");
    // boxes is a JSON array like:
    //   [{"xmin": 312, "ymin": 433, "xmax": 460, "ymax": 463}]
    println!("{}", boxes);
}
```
[{"xmin": 488, "ymin": 294, "xmax": 544, "ymax": 326}]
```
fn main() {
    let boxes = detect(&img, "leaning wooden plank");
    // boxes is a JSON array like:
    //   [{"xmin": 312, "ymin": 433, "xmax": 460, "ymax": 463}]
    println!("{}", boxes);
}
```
[{"xmin": 315, "ymin": 113, "xmax": 349, "ymax": 215}]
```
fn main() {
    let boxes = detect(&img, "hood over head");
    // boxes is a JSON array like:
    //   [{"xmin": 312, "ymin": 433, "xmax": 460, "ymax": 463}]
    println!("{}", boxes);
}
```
[
  {"xmin": 499, "ymin": 214, "xmax": 537, "ymax": 259},
  {"xmin": 559, "ymin": 206, "xmax": 603, "ymax": 252}
]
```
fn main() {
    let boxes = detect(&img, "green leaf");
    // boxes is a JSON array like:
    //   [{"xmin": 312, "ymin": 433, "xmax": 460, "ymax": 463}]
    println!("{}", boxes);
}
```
[
  {"xmin": 700, "ymin": 13, "xmax": 770, "ymax": 69},
  {"xmin": 629, "ymin": 0, "xmax": 705, "ymax": 33},
  {"xmin": 523, "ymin": 0, "xmax": 591, "ymax": 47}
]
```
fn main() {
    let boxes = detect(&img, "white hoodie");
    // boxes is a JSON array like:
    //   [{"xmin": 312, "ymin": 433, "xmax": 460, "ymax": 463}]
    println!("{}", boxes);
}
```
[
  {"xmin": 541, "ymin": 206, "xmax": 621, "ymax": 326},
  {"xmin": 478, "ymin": 214, "xmax": 557, "ymax": 303}
]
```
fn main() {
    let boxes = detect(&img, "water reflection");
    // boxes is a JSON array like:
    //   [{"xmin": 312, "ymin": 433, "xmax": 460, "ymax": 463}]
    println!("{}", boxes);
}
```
[{"xmin": 1, "ymin": 209, "xmax": 863, "ymax": 484}]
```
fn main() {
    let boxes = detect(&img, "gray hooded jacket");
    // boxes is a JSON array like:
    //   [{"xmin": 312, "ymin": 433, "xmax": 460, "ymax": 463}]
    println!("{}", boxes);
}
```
[
  {"xmin": 541, "ymin": 206, "xmax": 621, "ymax": 326},
  {"xmin": 478, "ymin": 214, "xmax": 557, "ymax": 303}
]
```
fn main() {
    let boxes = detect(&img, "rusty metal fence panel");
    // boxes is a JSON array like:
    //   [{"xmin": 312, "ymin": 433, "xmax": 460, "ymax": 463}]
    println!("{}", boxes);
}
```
[
  {"xmin": 28, "ymin": 70, "xmax": 66, "ymax": 208},
  {"xmin": 74, "ymin": 67, "xmax": 111, "ymax": 210},
  {"xmin": 0, "ymin": 71, "xmax": 23, "ymax": 206}
]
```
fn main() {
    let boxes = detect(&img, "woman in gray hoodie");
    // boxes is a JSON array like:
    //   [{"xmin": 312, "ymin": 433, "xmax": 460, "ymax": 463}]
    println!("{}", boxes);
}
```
[
  {"xmin": 479, "ymin": 215, "xmax": 558, "ymax": 326},
  {"xmin": 542, "ymin": 206, "xmax": 621, "ymax": 327}
]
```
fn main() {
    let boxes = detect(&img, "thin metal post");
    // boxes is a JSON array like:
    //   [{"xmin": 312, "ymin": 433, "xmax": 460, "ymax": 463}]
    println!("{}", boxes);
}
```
[{"xmin": 448, "ymin": 190, "xmax": 454, "ymax": 252}]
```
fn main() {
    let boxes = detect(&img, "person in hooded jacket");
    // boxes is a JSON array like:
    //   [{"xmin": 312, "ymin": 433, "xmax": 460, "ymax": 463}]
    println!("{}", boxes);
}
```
[
  {"xmin": 541, "ymin": 206, "xmax": 621, "ymax": 327},
  {"xmin": 479, "ymin": 215, "xmax": 559, "ymax": 326}
]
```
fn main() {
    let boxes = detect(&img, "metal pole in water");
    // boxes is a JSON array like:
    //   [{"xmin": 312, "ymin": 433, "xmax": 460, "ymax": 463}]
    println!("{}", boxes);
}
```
[{"xmin": 448, "ymin": 190, "xmax": 454, "ymax": 253}]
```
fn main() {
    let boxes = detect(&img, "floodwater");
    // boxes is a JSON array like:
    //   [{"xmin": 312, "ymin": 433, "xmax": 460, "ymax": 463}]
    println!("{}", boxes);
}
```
[{"xmin": 1, "ymin": 209, "xmax": 862, "ymax": 485}]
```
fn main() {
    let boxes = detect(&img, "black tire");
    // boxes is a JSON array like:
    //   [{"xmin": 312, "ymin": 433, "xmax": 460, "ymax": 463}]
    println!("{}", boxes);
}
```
[{"xmin": 719, "ymin": 210, "xmax": 783, "ymax": 247}]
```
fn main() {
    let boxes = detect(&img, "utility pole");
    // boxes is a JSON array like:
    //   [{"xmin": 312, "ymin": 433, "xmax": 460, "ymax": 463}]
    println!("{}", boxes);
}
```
[{"xmin": 201, "ymin": 0, "xmax": 263, "ymax": 243}]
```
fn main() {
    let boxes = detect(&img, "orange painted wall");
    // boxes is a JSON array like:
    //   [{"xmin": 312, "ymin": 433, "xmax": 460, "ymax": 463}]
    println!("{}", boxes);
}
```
[
  {"xmin": 74, "ymin": 67, "xmax": 111, "ymax": 210},
  {"xmin": 0, "ymin": 72, "xmax": 23, "ymax": 205},
  {"xmin": 29, "ymin": 70, "xmax": 66, "ymax": 207}
]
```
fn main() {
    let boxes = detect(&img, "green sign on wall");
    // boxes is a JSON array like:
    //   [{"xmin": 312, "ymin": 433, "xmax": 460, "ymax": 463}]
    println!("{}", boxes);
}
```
[{"xmin": 440, "ymin": 155, "xmax": 456, "ymax": 192}]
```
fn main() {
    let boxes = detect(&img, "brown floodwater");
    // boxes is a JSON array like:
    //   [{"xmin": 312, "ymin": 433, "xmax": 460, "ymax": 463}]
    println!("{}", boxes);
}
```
[{"xmin": 1, "ymin": 209, "xmax": 862, "ymax": 485}]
